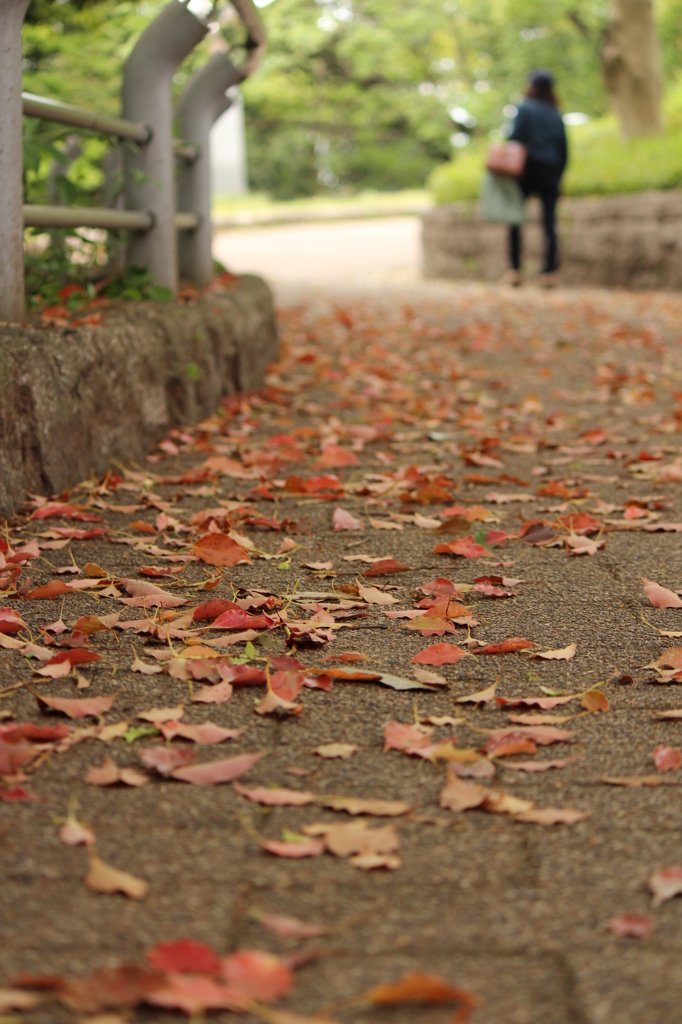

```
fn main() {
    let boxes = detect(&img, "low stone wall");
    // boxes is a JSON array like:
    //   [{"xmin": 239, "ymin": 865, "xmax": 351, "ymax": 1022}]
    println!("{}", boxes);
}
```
[
  {"xmin": 0, "ymin": 274, "xmax": 278, "ymax": 518},
  {"xmin": 422, "ymin": 190, "xmax": 682, "ymax": 289}
]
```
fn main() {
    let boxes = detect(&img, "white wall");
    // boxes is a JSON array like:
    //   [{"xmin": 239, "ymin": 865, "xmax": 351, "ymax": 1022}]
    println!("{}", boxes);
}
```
[{"xmin": 210, "ymin": 94, "xmax": 247, "ymax": 196}]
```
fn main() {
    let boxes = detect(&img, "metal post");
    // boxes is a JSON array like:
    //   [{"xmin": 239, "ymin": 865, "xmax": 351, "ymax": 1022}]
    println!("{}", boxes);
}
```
[
  {"xmin": 176, "ymin": 53, "xmax": 241, "ymax": 285},
  {"xmin": 122, "ymin": 0, "xmax": 207, "ymax": 294},
  {"xmin": 0, "ymin": 0, "xmax": 31, "ymax": 322}
]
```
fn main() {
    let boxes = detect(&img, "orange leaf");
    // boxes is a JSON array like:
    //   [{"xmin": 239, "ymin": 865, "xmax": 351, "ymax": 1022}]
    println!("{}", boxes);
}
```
[
  {"xmin": 193, "ymin": 533, "xmax": 251, "ymax": 567},
  {"xmin": 364, "ymin": 971, "xmax": 477, "ymax": 1021}
]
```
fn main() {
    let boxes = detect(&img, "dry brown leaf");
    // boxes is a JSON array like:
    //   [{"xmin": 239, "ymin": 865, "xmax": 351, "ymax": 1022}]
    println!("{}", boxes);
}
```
[
  {"xmin": 85, "ymin": 852, "xmax": 148, "ymax": 900},
  {"xmin": 314, "ymin": 742, "xmax": 357, "ymax": 759},
  {"xmin": 514, "ymin": 806, "xmax": 589, "ymax": 825},
  {"xmin": 455, "ymin": 682, "xmax": 497, "ymax": 704},
  {"xmin": 319, "ymin": 795, "xmax": 410, "ymax": 817},
  {"xmin": 534, "ymin": 643, "xmax": 576, "ymax": 661}
]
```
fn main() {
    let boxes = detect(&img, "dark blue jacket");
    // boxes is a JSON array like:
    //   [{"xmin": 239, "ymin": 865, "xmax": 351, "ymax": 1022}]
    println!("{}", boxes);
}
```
[{"xmin": 509, "ymin": 98, "xmax": 567, "ymax": 174}]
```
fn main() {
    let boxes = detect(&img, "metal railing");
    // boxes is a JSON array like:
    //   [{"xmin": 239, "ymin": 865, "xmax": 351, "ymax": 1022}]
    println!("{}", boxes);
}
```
[{"xmin": 0, "ymin": 0, "xmax": 266, "ymax": 321}]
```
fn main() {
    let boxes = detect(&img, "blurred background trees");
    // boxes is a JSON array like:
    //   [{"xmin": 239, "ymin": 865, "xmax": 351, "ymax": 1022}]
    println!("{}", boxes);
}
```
[{"xmin": 21, "ymin": 0, "xmax": 682, "ymax": 204}]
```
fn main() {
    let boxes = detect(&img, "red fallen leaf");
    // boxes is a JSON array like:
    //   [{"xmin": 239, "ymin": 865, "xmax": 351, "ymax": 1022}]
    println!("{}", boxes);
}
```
[
  {"xmin": 285, "ymin": 474, "xmax": 343, "ymax": 495},
  {"xmin": 0, "ymin": 734, "xmax": 38, "ymax": 774},
  {"xmin": 315, "ymin": 446, "xmax": 359, "ymax": 469},
  {"xmin": 30, "ymin": 503, "xmax": 102, "ymax": 523},
  {"xmin": 333, "ymin": 507, "xmax": 364, "ymax": 531},
  {"xmin": 418, "ymin": 577, "xmax": 458, "ymax": 596},
  {"xmin": 605, "ymin": 914, "xmax": 652, "ymax": 938},
  {"xmin": 170, "ymin": 751, "xmax": 264, "ymax": 786},
  {"xmin": 26, "ymin": 580, "xmax": 74, "ymax": 600},
  {"xmin": 158, "ymin": 721, "xmax": 240, "ymax": 745},
  {"xmin": 474, "ymin": 638, "xmax": 535, "ymax": 655},
  {"xmin": 270, "ymin": 670, "xmax": 305, "ymax": 702},
  {"xmin": 433, "ymin": 537, "xmax": 489, "ymax": 558},
  {"xmin": 193, "ymin": 533, "xmax": 251, "ymax": 567},
  {"xmin": 383, "ymin": 720, "xmax": 433, "ymax": 753},
  {"xmin": 130, "ymin": 520, "xmax": 157, "ymax": 534},
  {"xmin": 485, "ymin": 725, "xmax": 574, "ymax": 746},
  {"xmin": 221, "ymin": 949, "xmax": 293, "ymax": 1003},
  {"xmin": 146, "ymin": 974, "xmax": 245, "ymax": 1015},
  {"xmin": 555, "ymin": 512, "xmax": 602, "ymax": 535},
  {"xmin": 9, "ymin": 723, "xmax": 70, "ymax": 741},
  {"xmin": 364, "ymin": 558, "xmax": 411, "ymax": 577},
  {"xmin": 49, "ymin": 527, "xmax": 110, "ymax": 540},
  {"xmin": 42, "ymin": 649, "xmax": 101, "ymax": 668},
  {"xmin": 146, "ymin": 939, "xmax": 221, "ymax": 977},
  {"xmin": 653, "ymin": 745, "xmax": 681, "ymax": 772},
  {"xmin": 219, "ymin": 665, "xmax": 267, "ymax": 686},
  {"xmin": 58, "ymin": 965, "xmax": 164, "ymax": 1013},
  {"xmin": 212, "ymin": 609, "xmax": 272, "ymax": 630},
  {"xmin": 642, "ymin": 578, "xmax": 682, "ymax": 609},
  {"xmin": 193, "ymin": 599, "xmax": 241, "ymax": 621},
  {"xmin": 412, "ymin": 644, "xmax": 467, "ymax": 665},
  {"xmin": 140, "ymin": 747, "xmax": 196, "ymax": 775},
  {"xmin": 233, "ymin": 782, "xmax": 314, "ymax": 806},
  {"xmin": 260, "ymin": 837, "xmax": 326, "ymax": 858},
  {"xmin": 650, "ymin": 866, "xmax": 682, "ymax": 907},
  {"xmin": 485, "ymin": 733, "xmax": 537, "ymax": 757},
  {"xmin": 404, "ymin": 615, "xmax": 456, "ymax": 637},
  {"xmin": 519, "ymin": 520, "xmax": 557, "ymax": 545},
  {"xmin": 34, "ymin": 693, "xmax": 114, "ymax": 719},
  {"xmin": 0, "ymin": 785, "xmax": 38, "ymax": 802},
  {"xmin": 363, "ymin": 971, "xmax": 477, "ymax": 1021},
  {"xmin": 73, "ymin": 614, "xmax": 118, "ymax": 635},
  {"xmin": 0, "ymin": 608, "xmax": 27, "ymax": 634}
]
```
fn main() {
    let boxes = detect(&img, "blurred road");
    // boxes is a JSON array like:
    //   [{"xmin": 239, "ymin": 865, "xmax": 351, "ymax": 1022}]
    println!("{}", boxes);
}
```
[{"xmin": 212, "ymin": 215, "xmax": 421, "ymax": 293}]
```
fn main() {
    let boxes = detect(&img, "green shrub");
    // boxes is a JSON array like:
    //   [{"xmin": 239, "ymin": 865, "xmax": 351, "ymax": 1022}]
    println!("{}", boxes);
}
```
[{"xmin": 429, "ymin": 82, "xmax": 682, "ymax": 204}]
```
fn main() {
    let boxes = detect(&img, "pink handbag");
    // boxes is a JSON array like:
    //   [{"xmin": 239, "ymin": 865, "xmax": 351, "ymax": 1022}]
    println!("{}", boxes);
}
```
[{"xmin": 486, "ymin": 141, "xmax": 527, "ymax": 178}]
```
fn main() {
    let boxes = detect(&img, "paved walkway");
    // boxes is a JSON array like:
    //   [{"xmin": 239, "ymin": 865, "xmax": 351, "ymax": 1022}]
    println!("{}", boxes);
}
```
[
  {"xmin": 3, "ymin": 267, "xmax": 682, "ymax": 1023},
  {"xmin": 213, "ymin": 216, "xmax": 422, "ymax": 292}
]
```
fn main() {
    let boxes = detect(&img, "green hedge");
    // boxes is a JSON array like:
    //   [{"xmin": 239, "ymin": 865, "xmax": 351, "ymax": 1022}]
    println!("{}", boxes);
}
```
[{"xmin": 429, "ymin": 82, "xmax": 682, "ymax": 204}]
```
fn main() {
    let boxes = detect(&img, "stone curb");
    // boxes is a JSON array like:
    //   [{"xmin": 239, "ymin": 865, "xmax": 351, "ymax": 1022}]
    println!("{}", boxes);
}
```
[{"xmin": 0, "ymin": 273, "xmax": 278, "ymax": 519}]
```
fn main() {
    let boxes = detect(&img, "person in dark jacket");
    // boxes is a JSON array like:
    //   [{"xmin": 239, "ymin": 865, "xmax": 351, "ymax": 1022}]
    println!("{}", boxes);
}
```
[{"xmin": 506, "ymin": 69, "xmax": 568, "ymax": 287}]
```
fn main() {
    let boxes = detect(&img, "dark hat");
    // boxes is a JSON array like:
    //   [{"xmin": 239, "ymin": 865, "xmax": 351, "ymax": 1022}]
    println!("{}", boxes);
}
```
[{"xmin": 530, "ymin": 69, "xmax": 555, "ymax": 88}]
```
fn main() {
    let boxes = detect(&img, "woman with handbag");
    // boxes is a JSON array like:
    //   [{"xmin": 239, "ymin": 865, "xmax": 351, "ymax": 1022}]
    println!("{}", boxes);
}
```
[{"xmin": 503, "ymin": 70, "xmax": 568, "ymax": 287}]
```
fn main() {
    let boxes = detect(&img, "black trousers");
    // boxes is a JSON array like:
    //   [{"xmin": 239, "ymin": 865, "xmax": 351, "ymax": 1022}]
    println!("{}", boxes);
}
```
[{"xmin": 509, "ymin": 160, "xmax": 562, "ymax": 273}]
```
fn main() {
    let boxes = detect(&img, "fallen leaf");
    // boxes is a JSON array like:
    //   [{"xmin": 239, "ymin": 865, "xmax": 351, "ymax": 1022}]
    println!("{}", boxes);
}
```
[
  {"xmin": 534, "ymin": 643, "xmax": 576, "ymax": 661},
  {"xmin": 503, "ymin": 757, "xmax": 578, "ymax": 773},
  {"xmin": 650, "ymin": 866, "xmax": 682, "ymax": 907},
  {"xmin": 170, "ymin": 751, "xmax": 264, "ymax": 785},
  {"xmin": 140, "ymin": 747, "xmax": 196, "ymax": 775},
  {"xmin": 260, "ymin": 837, "xmax": 326, "ymax": 858},
  {"xmin": 513, "ymin": 807, "xmax": 589, "ymax": 825},
  {"xmin": 0, "ymin": 608, "xmax": 27, "ymax": 634},
  {"xmin": 643, "ymin": 578, "xmax": 682, "ymax": 609},
  {"xmin": 333, "ymin": 508, "xmax": 364, "ymax": 531},
  {"xmin": 193, "ymin": 533, "xmax": 252, "ymax": 566},
  {"xmin": 412, "ymin": 643, "xmax": 467, "ymax": 665},
  {"xmin": 413, "ymin": 667, "xmax": 447, "ymax": 685},
  {"xmin": 146, "ymin": 939, "xmax": 221, "ymax": 976},
  {"xmin": 364, "ymin": 558, "xmax": 411, "ymax": 576},
  {"xmin": 473, "ymin": 638, "xmax": 535, "ymax": 655},
  {"xmin": 34, "ymin": 693, "xmax": 115, "ymax": 719},
  {"xmin": 221, "ymin": 949, "xmax": 293, "ymax": 1004},
  {"xmin": 85, "ymin": 852, "xmax": 148, "ymax": 900},
  {"xmin": 363, "ymin": 971, "xmax": 477, "ymax": 1021},
  {"xmin": 455, "ymin": 682, "xmax": 498, "ymax": 704},
  {"xmin": 192, "ymin": 682, "xmax": 234, "ymax": 704},
  {"xmin": 356, "ymin": 581, "xmax": 398, "ymax": 606},
  {"xmin": 581, "ymin": 689, "xmax": 609, "ymax": 713},
  {"xmin": 323, "ymin": 821, "xmax": 400, "ymax": 858},
  {"xmin": 605, "ymin": 914, "xmax": 652, "ymax": 938},
  {"xmin": 233, "ymin": 782, "xmax": 314, "ymax": 806},
  {"xmin": 439, "ymin": 770, "xmax": 488, "ymax": 812},
  {"xmin": 314, "ymin": 743, "xmax": 357, "ymax": 759},
  {"xmin": 254, "ymin": 911, "xmax": 327, "ymax": 939},
  {"xmin": 653, "ymin": 745, "xmax": 681, "ymax": 772},
  {"xmin": 84, "ymin": 756, "xmax": 148, "ymax": 787},
  {"xmin": 319, "ymin": 795, "xmax": 410, "ymax": 817},
  {"xmin": 0, "ymin": 989, "xmax": 42, "ymax": 1011}
]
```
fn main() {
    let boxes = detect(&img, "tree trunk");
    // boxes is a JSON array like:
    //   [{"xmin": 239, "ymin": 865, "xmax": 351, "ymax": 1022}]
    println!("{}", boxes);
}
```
[{"xmin": 601, "ymin": 0, "xmax": 662, "ymax": 137}]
